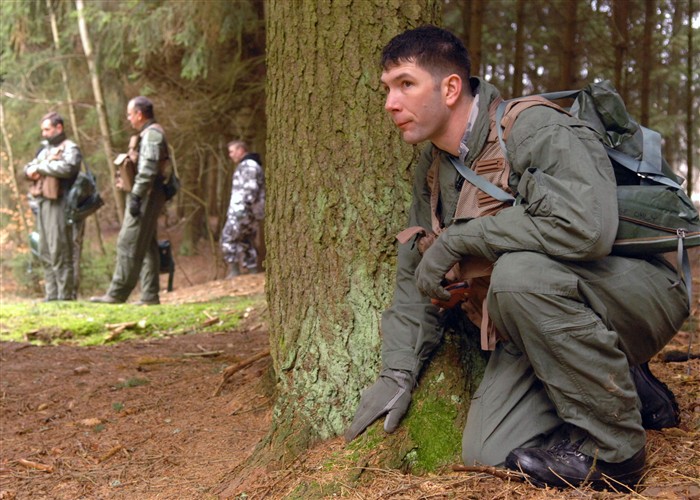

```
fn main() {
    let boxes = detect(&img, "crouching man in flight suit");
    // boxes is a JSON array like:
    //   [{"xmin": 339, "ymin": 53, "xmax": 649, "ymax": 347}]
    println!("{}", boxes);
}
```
[{"xmin": 345, "ymin": 25, "xmax": 689, "ymax": 491}]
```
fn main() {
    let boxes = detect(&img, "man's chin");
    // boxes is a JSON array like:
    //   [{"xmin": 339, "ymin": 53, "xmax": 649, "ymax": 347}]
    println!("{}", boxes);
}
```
[{"xmin": 401, "ymin": 132, "xmax": 423, "ymax": 145}]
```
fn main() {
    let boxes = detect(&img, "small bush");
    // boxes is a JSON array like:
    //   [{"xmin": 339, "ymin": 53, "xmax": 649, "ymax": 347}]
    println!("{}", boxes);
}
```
[{"xmin": 6, "ymin": 238, "xmax": 116, "ymax": 298}]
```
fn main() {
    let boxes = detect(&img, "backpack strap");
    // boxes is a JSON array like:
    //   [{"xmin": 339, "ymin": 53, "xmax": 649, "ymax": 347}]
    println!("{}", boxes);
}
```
[{"xmin": 496, "ymin": 95, "xmax": 571, "ymax": 154}]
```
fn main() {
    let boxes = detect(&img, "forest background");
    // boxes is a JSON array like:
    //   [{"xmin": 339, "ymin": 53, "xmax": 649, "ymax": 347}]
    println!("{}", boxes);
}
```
[
  {"xmin": 1, "ymin": 0, "xmax": 698, "ymax": 256},
  {"xmin": 0, "ymin": 0, "xmax": 699, "ymax": 493}
]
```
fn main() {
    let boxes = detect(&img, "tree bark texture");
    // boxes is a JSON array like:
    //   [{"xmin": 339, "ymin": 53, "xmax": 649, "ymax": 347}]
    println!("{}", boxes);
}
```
[{"xmin": 265, "ymin": 0, "xmax": 440, "ymax": 464}]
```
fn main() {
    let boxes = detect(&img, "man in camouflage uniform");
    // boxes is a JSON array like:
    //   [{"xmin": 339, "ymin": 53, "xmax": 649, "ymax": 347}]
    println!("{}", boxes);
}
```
[
  {"xmin": 221, "ymin": 140, "xmax": 265, "ymax": 278},
  {"xmin": 24, "ymin": 112, "xmax": 81, "ymax": 301},
  {"xmin": 90, "ymin": 96, "xmax": 168, "ymax": 305}
]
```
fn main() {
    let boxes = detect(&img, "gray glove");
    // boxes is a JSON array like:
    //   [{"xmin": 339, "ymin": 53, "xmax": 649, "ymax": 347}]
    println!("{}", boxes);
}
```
[
  {"xmin": 414, "ymin": 231, "xmax": 461, "ymax": 301},
  {"xmin": 344, "ymin": 369, "xmax": 415, "ymax": 442}
]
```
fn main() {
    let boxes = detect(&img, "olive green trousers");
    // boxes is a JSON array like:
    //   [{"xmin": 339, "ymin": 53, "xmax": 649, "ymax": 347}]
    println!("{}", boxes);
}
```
[
  {"xmin": 462, "ymin": 252, "xmax": 689, "ymax": 466},
  {"xmin": 38, "ymin": 197, "xmax": 74, "ymax": 300},
  {"xmin": 107, "ymin": 189, "xmax": 165, "ymax": 303}
]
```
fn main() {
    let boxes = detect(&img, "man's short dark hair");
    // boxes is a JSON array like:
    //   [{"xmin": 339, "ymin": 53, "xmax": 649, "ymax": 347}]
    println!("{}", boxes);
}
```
[
  {"xmin": 130, "ymin": 96, "xmax": 155, "ymax": 120},
  {"xmin": 40, "ymin": 111, "xmax": 64, "ymax": 127},
  {"xmin": 381, "ymin": 25, "xmax": 471, "ymax": 85}
]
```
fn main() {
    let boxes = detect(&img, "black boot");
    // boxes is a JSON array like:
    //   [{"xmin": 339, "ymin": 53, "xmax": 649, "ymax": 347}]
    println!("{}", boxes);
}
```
[
  {"xmin": 631, "ymin": 362, "xmax": 680, "ymax": 430},
  {"xmin": 505, "ymin": 440, "xmax": 645, "ymax": 491}
]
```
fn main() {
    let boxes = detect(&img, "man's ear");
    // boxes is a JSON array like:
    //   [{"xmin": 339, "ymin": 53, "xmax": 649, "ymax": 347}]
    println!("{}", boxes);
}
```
[{"xmin": 443, "ymin": 74, "xmax": 462, "ymax": 106}]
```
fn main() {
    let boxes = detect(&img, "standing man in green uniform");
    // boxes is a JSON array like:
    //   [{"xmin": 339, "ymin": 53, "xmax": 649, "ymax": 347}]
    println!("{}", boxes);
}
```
[
  {"xmin": 345, "ymin": 26, "xmax": 689, "ymax": 490},
  {"xmin": 90, "ymin": 96, "xmax": 167, "ymax": 305},
  {"xmin": 24, "ymin": 112, "xmax": 81, "ymax": 301}
]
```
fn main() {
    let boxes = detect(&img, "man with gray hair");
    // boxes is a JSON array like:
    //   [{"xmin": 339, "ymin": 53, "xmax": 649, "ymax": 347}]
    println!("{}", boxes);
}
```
[{"xmin": 91, "ymin": 96, "xmax": 169, "ymax": 305}]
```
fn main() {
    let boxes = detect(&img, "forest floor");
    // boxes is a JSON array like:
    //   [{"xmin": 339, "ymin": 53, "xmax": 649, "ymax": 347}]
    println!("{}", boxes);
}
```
[{"xmin": 0, "ymin": 221, "xmax": 698, "ymax": 500}]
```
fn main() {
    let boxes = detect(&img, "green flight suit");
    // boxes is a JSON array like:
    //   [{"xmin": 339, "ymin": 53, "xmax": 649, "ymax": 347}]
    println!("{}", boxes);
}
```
[
  {"xmin": 381, "ymin": 79, "xmax": 690, "ymax": 466},
  {"xmin": 24, "ymin": 135, "xmax": 81, "ymax": 300},
  {"xmin": 106, "ymin": 121, "xmax": 167, "ymax": 303}
]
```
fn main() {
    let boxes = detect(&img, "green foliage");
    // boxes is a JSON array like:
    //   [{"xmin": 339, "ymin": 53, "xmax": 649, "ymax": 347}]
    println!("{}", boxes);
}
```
[
  {"xmin": 0, "ymin": 294, "xmax": 260, "ymax": 346},
  {"xmin": 5, "ymin": 235, "xmax": 116, "ymax": 299},
  {"xmin": 7, "ymin": 250, "xmax": 44, "ymax": 296},
  {"xmin": 76, "ymin": 242, "xmax": 118, "ymax": 298}
]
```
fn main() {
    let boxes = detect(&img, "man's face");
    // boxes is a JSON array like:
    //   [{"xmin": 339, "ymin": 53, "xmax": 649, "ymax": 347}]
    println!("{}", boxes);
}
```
[
  {"xmin": 126, "ymin": 103, "xmax": 145, "ymax": 130},
  {"xmin": 380, "ymin": 61, "xmax": 450, "ymax": 145},
  {"xmin": 228, "ymin": 145, "xmax": 245, "ymax": 164},
  {"xmin": 40, "ymin": 119, "xmax": 62, "ymax": 140}
]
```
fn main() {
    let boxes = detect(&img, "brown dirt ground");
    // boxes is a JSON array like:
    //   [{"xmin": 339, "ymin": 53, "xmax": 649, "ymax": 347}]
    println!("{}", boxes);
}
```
[{"xmin": 0, "ymin": 223, "xmax": 698, "ymax": 499}]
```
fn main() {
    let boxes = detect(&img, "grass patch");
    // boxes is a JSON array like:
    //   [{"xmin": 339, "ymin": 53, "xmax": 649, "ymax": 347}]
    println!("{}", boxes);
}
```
[{"xmin": 0, "ymin": 295, "xmax": 262, "ymax": 346}]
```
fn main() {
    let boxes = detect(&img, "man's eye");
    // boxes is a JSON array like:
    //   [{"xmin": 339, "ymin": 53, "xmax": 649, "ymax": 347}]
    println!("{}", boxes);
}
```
[{"xmin": 401, "ymin": 81, "xmax": 413, "ymax": 88}]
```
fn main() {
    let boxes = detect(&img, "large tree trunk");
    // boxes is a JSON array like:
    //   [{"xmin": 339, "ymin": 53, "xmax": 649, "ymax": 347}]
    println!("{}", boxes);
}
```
[{"xmin": 258, "ymin": 0, "xmax": 469, "ymax": 476}]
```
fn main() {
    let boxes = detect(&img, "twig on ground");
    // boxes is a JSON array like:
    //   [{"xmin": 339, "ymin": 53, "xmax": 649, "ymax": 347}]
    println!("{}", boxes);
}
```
[
  {"xmin": 98, "ymin": 445, "xmax": 124, "ymax": 464},
  {"xmin": 202, "ymin": 317, "xmax": 220, "ymax": 327},
  {"xmin": 451, "ymin": 464, "xmax": 526, "ymax": 482},
  {"xmin": 17, "ymin": 459, "xmax": 53, "ymax": 473},
  {"xmin": 105, "ymin": 321, "xmax": 137, "ymax": 331},
  {"xmin": 213, "ymin": 349, "xmax": 270, "ymax": 396},
  {"xmin": 183, "ymin": 350, "xmax": 223, "ymax": 358}
]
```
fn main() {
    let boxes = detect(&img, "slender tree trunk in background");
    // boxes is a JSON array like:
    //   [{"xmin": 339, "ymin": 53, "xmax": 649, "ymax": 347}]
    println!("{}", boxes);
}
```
[
  {"xmin": 179, "ymin": 151, "xmax": 207, "ymax": 256},
  {"xmin": 460, "ymin": 2, "xmax": 470, "ymax": 52},
  {"xmin": 640, "ymin": 0, "xmax": 654, "ymax": 126},
  {"xmin": 512, "ymin": 0, "xmax": 526, "ymax": 97},
  {"xmin": 612, "ymin": 0, "xmax": 629, "ymax": 100},
  {"xmin": 0, "ymin": 102, "xmax": 30, "ymax": 242},
  {"xmin": 687, "ymin": 0, "xmax": 695, "ymax": 198},
  {"xmin": 560, "ymin": 0, "xmax": 578, "ymax": 90},
  {"xmin": 75, "ymin": 0, "xmax": 121, "ymax": 224},
  {"xmin": 48, "ymin": 0, "xmax": 105, "ymax": 255},
  {"xmin": 469, "ymin": 0, "xmax": 483, "ymax": 76},
  {"xmin": 665, "ymin": 4, "xmax": 684, "ymax": 167}
]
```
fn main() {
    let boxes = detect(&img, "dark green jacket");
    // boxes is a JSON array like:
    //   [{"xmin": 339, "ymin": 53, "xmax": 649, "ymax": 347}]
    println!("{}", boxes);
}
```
[{"xmin": 381, "ymin": 78, "xmax": 618, "ymax": 373}]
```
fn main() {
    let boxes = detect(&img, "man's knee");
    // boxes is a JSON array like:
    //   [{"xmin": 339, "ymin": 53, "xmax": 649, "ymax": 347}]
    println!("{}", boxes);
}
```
[{"xmin": 490, "ymin": 252, "xmax": 555, "ymax": 291}]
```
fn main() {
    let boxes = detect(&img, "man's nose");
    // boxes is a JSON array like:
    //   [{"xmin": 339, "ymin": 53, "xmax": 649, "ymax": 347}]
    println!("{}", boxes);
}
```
[{"xmin": 384, "ymin": 91, "xmax": 399, "ymax": 112}]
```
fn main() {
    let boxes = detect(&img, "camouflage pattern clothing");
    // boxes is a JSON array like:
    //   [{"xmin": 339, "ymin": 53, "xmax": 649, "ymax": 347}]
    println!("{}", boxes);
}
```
[
  {"xmin": 24, "ymin": 133, "xmax": 81, "ymax": 300},
  {"xmin": 221, "ymin": 154, "xmax": 264, "ymax": 269}
]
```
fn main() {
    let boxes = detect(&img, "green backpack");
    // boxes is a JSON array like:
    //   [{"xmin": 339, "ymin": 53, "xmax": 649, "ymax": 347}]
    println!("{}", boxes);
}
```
[
  {"xmin": 487, "ymin": 80, "xmax": 699, "ymax": 301},
  {"xmin": 65, "ymin": 162, "xmax": 104, "ymax": 225}
]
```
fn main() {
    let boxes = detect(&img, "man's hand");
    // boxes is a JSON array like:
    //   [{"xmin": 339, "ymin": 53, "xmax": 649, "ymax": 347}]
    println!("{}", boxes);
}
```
[
  {"xmin": 25, "ymin": 164, "xmax": 40, "ymax": 180},
  {"xmin": 344, "ymin": 369, "xmax": 415, "ymax": 442},
  {"xmin": 414, "ymin": 233, "xmax": 461, "ymax": 301},
  {"xmin": 431, "ymin": 282, "xmax": 470, "ymax": 309},
  {"xmin": 128, "ymin": 194, "xmax": 142, "ymax": 217}
]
